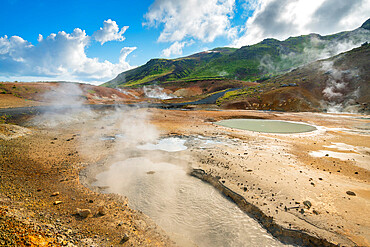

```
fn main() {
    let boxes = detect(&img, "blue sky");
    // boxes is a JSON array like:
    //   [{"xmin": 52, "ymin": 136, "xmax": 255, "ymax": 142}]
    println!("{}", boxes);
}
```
[{"xmin": 0, "ymin": 0, "xmax": 368, "ymax": 84}]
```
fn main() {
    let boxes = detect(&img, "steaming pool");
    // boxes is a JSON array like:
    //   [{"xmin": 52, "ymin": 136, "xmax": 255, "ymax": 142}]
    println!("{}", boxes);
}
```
[
  {"xmin": 215, "ymin": 119, "xmax": 316, "ymax": 133},
  {"xmin": 94, "ymin": 157, "xmax": 285, "ymax": 247}
]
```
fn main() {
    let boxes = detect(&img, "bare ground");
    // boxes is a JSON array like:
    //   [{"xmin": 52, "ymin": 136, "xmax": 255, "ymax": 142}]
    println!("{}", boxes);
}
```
[{"xmin": 0, "ymin": 107, "xmax": 369, "ymax": 246}]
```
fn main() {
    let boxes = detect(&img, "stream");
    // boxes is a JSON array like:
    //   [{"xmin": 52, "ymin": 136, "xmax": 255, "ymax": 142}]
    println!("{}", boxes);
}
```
[{"xmin": 93, "ymin": 138, "xmax": 287, "ymax": 247}]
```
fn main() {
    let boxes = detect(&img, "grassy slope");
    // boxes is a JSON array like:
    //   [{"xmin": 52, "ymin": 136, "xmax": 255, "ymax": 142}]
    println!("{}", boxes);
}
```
[
  {"xmin": 104, "ymin": 20, "xmax": 369, "ymax": 88},
  {"xmin": 217, "ymin": 43, "xmax": 370, "ymax": 112}
]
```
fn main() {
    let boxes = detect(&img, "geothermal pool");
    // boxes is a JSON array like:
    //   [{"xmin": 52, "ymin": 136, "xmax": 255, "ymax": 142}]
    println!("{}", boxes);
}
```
[
  {"xmin": 94, "ymin": 156, "xmax": 286, "ymax": 247},
  {"xmin": 216, "ymin": 119, "xmax": 316, "ymax": 133}
]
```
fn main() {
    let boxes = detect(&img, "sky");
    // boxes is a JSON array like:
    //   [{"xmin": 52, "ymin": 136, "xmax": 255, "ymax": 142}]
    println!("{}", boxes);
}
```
[{"xmin": 0, "ymin": 0, "xmax": 369, "ymax": 85}]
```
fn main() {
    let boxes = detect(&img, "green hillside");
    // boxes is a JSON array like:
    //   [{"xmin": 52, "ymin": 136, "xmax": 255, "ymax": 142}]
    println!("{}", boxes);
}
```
[
  {"xmin": 217, "ymin": 43, "xmax": 370, "ymax": 113},
  {"xmin": 104, "ymin": 19, "xmax": 370, "ymax": 88}
]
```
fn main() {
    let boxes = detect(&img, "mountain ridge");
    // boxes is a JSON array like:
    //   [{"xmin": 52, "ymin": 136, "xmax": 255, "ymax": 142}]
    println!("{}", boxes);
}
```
[{"xmin": 104, "ymin": 18, "xmax": 370, "ymax": 88}]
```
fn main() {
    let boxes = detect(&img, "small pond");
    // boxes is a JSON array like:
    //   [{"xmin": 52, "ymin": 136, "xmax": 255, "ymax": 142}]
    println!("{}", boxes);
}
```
[{"xmin": 216, "ymin": 119, "xmax": 316, "ymax": 133}]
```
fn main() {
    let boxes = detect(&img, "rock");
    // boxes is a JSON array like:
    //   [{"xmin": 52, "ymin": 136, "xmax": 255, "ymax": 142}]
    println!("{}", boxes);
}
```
[
  {"xmin": 54, "ymin": 201, "xmax": 63, "ymax": 205},
  {"xmin": 313, "ymin": 210, "xmax": 319, "ymax": 215},
  {"xmin": 76, "ymin": 208, "xmax": 92, "ymax": 218},
  {"xmin": 146, "ymin": 171, "xmax": 155, "ymax": 175},
  {"xmin": 346, "ymin": 191, "xmax": 356, "ymax": 196},
  {"xmin": 97, "ymin": 206, "xmax": 107, "ymax": 216},
  {"xmin": 51, "ymin": 192, "xmax": 60, "ymax": 196},
  {"xmin": 120, "ymin": 234, "xmax": 129, "ymax": 244},
  {"xmin": 303, "ymin": 200, "xmax": 312, "ymax": 209}
]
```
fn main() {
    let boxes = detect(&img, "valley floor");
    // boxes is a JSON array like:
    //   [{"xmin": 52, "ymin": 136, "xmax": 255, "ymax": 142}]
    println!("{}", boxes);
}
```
[{"xmin": 0, "ymin": 107, "xmax": 369, "ymax": 246}]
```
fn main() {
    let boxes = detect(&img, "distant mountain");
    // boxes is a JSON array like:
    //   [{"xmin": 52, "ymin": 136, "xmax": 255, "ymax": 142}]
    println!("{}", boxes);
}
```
[
  {"xmin": 218, "ymin": 43, "xmax": 370, "ymax": 113},
  {"xmin": 104, "ymin": 18, "xmax": 370, "ymax": 88}
]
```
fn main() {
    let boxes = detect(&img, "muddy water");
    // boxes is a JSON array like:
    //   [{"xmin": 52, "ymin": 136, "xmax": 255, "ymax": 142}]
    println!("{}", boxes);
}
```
[
  {"xmin": 216, "ymin": 119, "xmax": 316, "ymax": 133},
  {"xmin": 94, "ymin": 157, "xmax": 286, "ymax": 247}
]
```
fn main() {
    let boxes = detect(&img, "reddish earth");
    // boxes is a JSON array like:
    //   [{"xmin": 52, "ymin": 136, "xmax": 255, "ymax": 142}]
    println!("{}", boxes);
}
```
[{"xmin": 0, "ymin": 82, "xmax": 142, "ymax": 108}]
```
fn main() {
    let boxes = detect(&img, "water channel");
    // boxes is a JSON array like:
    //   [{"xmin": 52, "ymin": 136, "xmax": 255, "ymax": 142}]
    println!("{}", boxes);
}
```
[{"xmin": 94, "ymin": 137, "xmax": 287, "ymax": 247}]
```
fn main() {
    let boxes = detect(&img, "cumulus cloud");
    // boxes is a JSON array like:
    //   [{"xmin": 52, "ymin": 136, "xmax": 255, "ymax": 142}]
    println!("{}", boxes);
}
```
[
  {"xmin": 232, "ymin": 0, "xmax": 370, "ymax": 47},
  {"xmin": 0, "ymin": 20, "xmax": 136, "ymax": 84},
  {"xmin": 162, "ymin": 40, "xmax": 194, "ymax": 57},
  {"xmin": 144, "ymin": 0, "xmax": 236, "ymax": 43},
  {"xmin": 93, "ymin": 19, "xmax": 129, "ymax": 45}
]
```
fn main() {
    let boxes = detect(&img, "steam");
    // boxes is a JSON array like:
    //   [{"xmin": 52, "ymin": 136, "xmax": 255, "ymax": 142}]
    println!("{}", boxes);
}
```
[
  {"xmin": 259, "ymin": 28, "xmax": 370, "ymax": 74},
  {"xmin": 143, "ymin": 85, "xmax": 177, "ymax": 100},
  {"xmin": 218, "ymin": 71, "xmax": 228, "ymax": 76},
  {"xmin": 320, "ymin": 60, "xmax": 360, "ymax": 113},
  {"xmin": 30, "ymin": 83, "xmax": 94, "ymax": 127},
  {"xmin": 116, "ymin": 88, "xmax": 139, "ymax": 99}
]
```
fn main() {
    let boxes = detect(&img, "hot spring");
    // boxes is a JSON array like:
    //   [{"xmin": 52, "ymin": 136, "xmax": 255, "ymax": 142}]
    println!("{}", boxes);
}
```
[
  {"xmin": 215, "ymin": 119, "xmax": 316, "ymax": 133},
  {"xmin": 94, "ymin": 157, "xmax": 285, "ymax": 247}
]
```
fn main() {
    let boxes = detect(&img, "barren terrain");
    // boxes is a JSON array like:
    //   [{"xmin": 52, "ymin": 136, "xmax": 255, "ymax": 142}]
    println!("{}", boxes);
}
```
[{"xmin": 1, "ymin": 105, "xmax": 369, "ymax": 246}]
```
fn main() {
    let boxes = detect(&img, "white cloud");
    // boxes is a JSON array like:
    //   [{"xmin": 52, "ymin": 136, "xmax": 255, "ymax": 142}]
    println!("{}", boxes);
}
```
[
  {"xmin": 0, "ymin": 21, "xmax": 136, "ymax": 84},
  {"xmin": 144, "ymin": 0, "xmax": 236, "ymax": 43},
  {"xmin": 93, "ymin": 19, "xmax": 129, "ymax": 45},
  {"xmin": 162, "ymin": 40, "xmax": 194, "ymax": 57},
  {"xmin": 233, "ymin": 0, "xmax": 370, "ymax": 47},
  {"xmin": 119, "ymin": 47, "xmax": 137, "ymax": 65}
]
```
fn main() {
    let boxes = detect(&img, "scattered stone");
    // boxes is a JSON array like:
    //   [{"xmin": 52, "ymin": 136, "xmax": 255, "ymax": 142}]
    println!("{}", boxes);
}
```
[
  {"xmin": 97, "ymin": 206, "xmax": 107, "ymax": 216},
  {"xmin": 146, "ymin": 171, "xmax": 155, "ymax": 175},
  {"xmin": 346, "ymin": 191, "xmax": 356, "ymax": 196},
  {"xmin": 354, "ymin": 172, "xmax": 358, "ymax": 174},
  {"xmin": 313, "ymin": 210, "xmax": 319, "ymax": 215},
  {"xmin": 303, "ymin": 200, "xmax": 312, "ymax": 209},
  {"xmin": 88, "ymin": 199, "xmax": 93, "ymax": 203},
  {"xmin": 118, "ymin": 221, "xmax": 124, "ymax": 226},
  {"xmin": 300, "ymin": 209, "xmax": 305, "ymax": 214},
  {"xmin": 51, "ymin": 192, "xmax": 60, "ymax": 197},
  {"xmin": 54, "ymin": 201, "xmax": 63, "ymax": 205},
  {"xmin": 120, "ymin": 234, "xmax": 129, "ymax": 244},
  {"xmin": 76, "ymin": 208, "xmax": 92, "ymax": 218},
  {"xmin": 325, "ymin": 154, "xmax": 329, "ymax": 157}
]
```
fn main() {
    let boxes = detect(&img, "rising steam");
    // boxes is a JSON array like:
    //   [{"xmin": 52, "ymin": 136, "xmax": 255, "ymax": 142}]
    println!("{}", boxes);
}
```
[
  {"xmin": 259, "ymin": 29, "xmax": 370, "ymax": 75},
  {"xmin": 143, "ymin": 85, "xmax": 177, "ymax": 100},
  {"xmin": 320, "ymin": 60, "xmax": 360, "ymax": 113}
]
